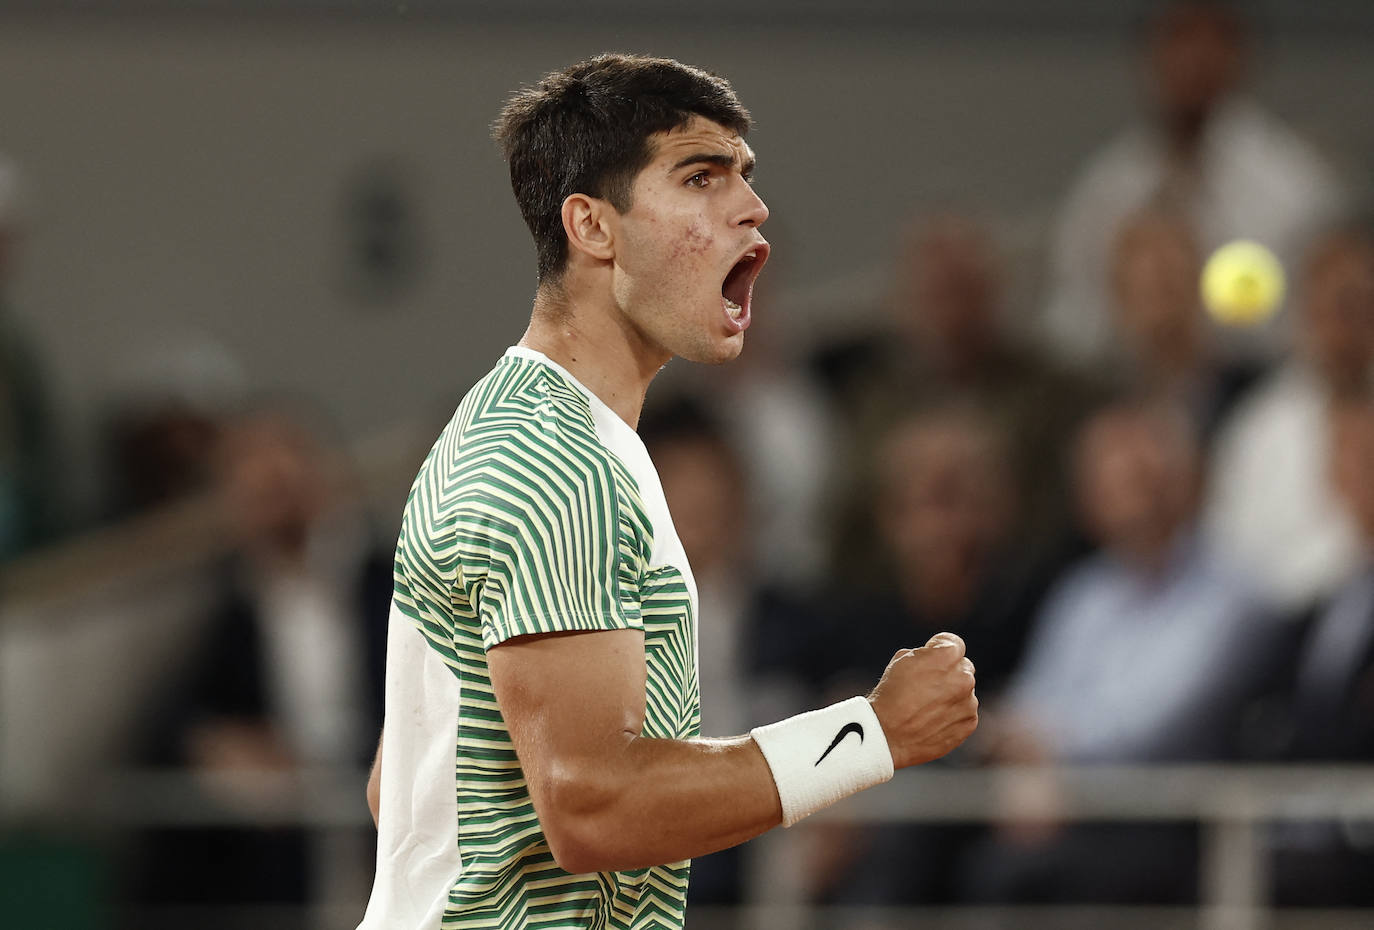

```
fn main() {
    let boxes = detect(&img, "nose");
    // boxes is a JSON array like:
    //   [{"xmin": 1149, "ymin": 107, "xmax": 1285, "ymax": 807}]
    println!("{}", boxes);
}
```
[{"xmin": 734, "ymin": 182, "xmax": 769, "ymax": 229}]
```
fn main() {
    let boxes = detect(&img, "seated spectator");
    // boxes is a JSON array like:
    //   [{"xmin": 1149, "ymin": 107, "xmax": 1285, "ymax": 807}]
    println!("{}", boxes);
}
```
[
  {"xmin": 1109, "ymin": 209, "xmax": 1264, "ymax": 444},
  {"xmin": 127, "ymin": 401, "xmax": 391, "ymax": 913},
  {"xmin": 1044, "ymin": 0, "xmax": 1342, "ymax": 367},
  {"xmin": 815, "ymin": 403, "xmax": 1053, "ymax": 908},
  {"xmin": 831, "ymin": 403, "xmax": 1047, "ymax": 703},
  {"xmin": 1261, "ymin": 396, "xmax": 1374, "ymax": 907},
  {"xmin": 823, "ymin": 213, "xmax": 1100, "ymax": 588},
  {"xmin": 188, "ymin": 404, "xmax": 389, "ymax": 767},
  {"xmin": 1205, "ymin": 219, "xmax": 1374, "ymax": 610},
  {"xmin": 961, "ymin": 398, "xmax": 1279, "ymax": 905}
]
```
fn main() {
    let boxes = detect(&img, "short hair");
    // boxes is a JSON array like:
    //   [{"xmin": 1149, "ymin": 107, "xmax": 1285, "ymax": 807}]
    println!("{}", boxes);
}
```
[{"xmin": 493, "ymin": 53, "xmax": 752, "ymax": 283}]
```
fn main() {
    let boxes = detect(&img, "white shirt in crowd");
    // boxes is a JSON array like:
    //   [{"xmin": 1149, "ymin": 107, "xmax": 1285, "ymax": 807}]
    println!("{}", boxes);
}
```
[{"xmin": 1204, "ymin": 363, "xmax": 1363, "ymax": 611}]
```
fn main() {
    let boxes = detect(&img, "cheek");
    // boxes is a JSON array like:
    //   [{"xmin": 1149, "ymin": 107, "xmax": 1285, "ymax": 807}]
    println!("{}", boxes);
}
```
[
  {"xmin": 672, "ymin": 220, "xmax": 713, "ymax": 258},
  {"xmin": 624, "ymin": 216, "xmax": 712, "ymax": 284}
]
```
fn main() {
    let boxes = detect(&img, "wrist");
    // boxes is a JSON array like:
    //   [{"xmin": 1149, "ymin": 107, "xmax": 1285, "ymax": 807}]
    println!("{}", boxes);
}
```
[{"xmin": 750, "ymin": 696, "xmax": 895, "ymax": 827}]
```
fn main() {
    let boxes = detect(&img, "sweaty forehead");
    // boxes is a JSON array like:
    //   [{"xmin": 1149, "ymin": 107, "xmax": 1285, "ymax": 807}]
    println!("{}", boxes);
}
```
[{"xmin": 648, "ymin": 117, "xmax": 754, "ymax": 168}]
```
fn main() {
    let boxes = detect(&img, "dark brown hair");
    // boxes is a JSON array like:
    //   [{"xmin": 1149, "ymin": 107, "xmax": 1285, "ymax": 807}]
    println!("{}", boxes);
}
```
[{"xmin": 493, "ymin": 53, "xmax": 751, "ymax": 283}]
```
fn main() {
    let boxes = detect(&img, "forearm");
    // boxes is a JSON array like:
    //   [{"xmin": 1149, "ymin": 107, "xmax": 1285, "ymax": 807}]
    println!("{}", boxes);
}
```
[
  {"xmin": 537, "ymin": 733, "xmax": 782, "ymax": 874},
  {"xmin": 492, "ymin": 629, "xmax": 975, "ymax": 873}
]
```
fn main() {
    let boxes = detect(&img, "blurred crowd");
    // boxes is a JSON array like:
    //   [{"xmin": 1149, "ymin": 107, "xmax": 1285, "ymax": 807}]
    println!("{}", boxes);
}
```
[{"xmin": 2, "ymin": 1, "xmax": 1373, "ymax": 926}]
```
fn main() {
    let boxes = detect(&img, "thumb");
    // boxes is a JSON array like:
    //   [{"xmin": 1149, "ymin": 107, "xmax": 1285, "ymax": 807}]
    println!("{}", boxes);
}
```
[{"xmin": 924, "ymin": 632, "xmax": 966, "ymax": 659}]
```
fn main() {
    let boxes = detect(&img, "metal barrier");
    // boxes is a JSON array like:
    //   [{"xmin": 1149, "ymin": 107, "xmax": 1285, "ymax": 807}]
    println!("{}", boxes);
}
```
[{"xmin": 54, "ymin": 763, "xmax": 1374, "ymax": 930}]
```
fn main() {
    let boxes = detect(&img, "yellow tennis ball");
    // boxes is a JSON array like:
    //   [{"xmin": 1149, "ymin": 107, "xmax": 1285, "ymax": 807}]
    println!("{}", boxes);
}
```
[{"xmin": 1200, "ymin": 239, "xmax": 1286, "ymax": 326}]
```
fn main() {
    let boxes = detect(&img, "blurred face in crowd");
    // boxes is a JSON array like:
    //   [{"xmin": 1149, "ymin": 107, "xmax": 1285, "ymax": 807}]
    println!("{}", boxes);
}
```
[
  {"xmin": 216, "ymin": 412, "xmax": 333, "ymax": 556},
  {"xmin": 1301, "ymin": 233, "xmax": 1374, "ymax": 395},
  {"xmin": 1147, "ymin": 2, "xmax": 1246, "ymax": 136},
  {"xmin": 111, "ymin": 406, "xmax": 222, "ymax": 511},
  {"xmin": 1076, "ymin": 404, "xmax": 1200, "ymax": 568},
  {"xmin": 893, "ymin": 215, "xmax": 1003, "ymax": 375},
  {"xmin": 1112, "ymin": 211, "xmax": 1204, "ymax": 368},
  {"xmin": 1329, "ymin": 400, "xmax": 1374, "ymax": 544},
  {"xmin": 653, "ymin": 432, "xmax": 747, "ymax": 579},
  {"xmin": 876, "ymin": 410, "xmax": 1014, "ymax": 617}
]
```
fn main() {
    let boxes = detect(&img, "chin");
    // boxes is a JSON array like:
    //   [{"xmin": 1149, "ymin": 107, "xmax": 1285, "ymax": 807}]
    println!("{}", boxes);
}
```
[{"xmin": 693, "ymin": 334, "xmax": 745, "ymax": 366}]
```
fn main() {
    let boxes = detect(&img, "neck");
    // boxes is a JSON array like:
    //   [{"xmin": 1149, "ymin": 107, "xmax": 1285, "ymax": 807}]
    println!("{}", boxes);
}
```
[{"xmin": 518, "ymin": 280, "xmax": 669, "ymax": 430}]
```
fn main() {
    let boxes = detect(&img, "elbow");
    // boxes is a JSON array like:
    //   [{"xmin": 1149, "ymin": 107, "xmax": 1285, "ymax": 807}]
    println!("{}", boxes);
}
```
[
  {"xmin": 536, "ymin": 765, "xmax": 627, "ymax": 874},
  {"xmin": 545, "ymin": 827, "xmax": 603, "ymax": 876}
]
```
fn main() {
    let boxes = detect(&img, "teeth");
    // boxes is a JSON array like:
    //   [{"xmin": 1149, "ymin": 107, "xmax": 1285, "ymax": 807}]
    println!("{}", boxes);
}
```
[{"xmin": 724, "ymin": 298, "xmax": 742, "ymax": 319}]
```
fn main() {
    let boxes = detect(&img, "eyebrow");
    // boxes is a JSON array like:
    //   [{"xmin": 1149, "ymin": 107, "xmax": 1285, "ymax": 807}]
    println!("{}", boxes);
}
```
[{"xmin": 670, "ymin": 151, "xmax": 756, "ymax": 177}]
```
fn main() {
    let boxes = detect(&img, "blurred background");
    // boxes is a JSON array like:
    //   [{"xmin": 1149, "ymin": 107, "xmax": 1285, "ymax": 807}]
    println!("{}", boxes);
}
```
[{"xmin": 1, "ymin": 1, "xmax": 1373, "ymax": 928}]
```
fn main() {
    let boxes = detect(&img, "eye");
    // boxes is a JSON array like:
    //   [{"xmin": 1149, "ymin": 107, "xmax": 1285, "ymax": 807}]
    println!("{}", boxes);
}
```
[{"xmin": 686, "ymin": 171, "xmax": 710, "ymax": 189}]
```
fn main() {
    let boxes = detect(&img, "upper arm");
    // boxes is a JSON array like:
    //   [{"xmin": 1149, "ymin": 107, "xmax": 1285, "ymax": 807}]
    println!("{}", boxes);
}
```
[
  {"xmin": 469, "ymin": 448, "xmax": 648, "ymax": 783},
  {"xmin": 459, "ymin": 418, "xmax": 655, "ymax": 852},
  {"xmin": 487, "ymin": 628, "xmax": 648, "ymax": 838}
]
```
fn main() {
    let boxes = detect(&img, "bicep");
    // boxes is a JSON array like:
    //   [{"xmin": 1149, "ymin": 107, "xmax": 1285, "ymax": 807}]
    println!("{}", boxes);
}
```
[{"xmin": 488, "ymin": 628, "xmax": 648, "ymax": 793}]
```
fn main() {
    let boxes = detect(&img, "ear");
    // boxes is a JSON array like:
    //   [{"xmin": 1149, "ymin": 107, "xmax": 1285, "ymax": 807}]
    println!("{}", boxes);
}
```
[{"xmin": 560, "ymin": 193, "xmax": 616, "ymax": 265}]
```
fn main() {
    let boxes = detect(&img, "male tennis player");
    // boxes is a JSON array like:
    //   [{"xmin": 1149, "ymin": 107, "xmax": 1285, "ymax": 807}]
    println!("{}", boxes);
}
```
[{"xmin": 357, "ymin": 53, "xmax": 979, "ymax": 929}]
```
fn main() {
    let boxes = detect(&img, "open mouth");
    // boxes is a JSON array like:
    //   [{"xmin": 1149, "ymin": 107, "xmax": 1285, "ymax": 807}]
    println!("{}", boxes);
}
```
[{"xmin": 721, "ymin": 243, "xmax": 769, "ymax": 330}]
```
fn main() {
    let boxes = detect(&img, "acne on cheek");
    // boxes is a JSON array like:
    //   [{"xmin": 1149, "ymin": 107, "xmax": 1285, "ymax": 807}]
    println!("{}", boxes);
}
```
[{"xmin": 671, "ymin": 222, "xmax": 714, "ymax": 259}]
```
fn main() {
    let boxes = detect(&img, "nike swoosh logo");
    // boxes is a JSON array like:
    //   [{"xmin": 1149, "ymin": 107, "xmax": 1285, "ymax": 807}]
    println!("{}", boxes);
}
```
[{"xmin": 815, "ymin": 722, "xmax": 864, "ymax": 766}]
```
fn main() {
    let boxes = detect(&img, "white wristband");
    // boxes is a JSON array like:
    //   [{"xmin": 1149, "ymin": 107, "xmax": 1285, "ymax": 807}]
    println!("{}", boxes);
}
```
[{"xmin": 750, "ymin": 696, "xmax": 895, "ymax": 827}]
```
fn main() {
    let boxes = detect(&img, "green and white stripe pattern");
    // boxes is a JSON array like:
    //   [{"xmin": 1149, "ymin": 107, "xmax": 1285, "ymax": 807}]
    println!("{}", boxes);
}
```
[{"xmin": 392, "ymin": 349, "xmax": 699, "ymax": 928}]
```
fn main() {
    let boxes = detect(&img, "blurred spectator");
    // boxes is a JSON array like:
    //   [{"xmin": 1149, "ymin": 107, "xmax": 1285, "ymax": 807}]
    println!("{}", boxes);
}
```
[
  {"xmin": 100, "ymin": 334, "xmax": 248, "ymax": 521},
  {"xmin": 640, "ymin": 395, "xmax": 822, "ymax": 913},
  {"xmin": 1044, "ymin": 0, "xmax": 1343, "ymax": 367},
  {"xmin": 1205, "ymin": 220, "xmax": 1374, "ymax": 611},
  {"xmin": 1108, "ymin": 208, "xmax": 1264, "ymax": 444},
  {"xmin": 831, "ymin": 404, "xmax": 1047, "ymax": 703},
  {"xmin": 962, "ymin": 398, "xmax": 1277, "ymax": 905},
  {"xmin": 1259, "ymin": 396, "xmax": 1374, "ymax": 907},
  {"xmin": 823, "ymin": 213, "xmax": 1100, "ymax": 588},
  {"xmin": 0, "ymin": 154, "xmax": 57, "ymax": 557},
  {"xmin": 126, "ymin": 402, "xmax": 390, "ymax": 916},
  {"xmin": 815, "ymin": 405, "xmax": 1053, "ymax": 908},
  {"xmin": 192, "ymin": 405, "xmax": 388, "ymax": 766}
]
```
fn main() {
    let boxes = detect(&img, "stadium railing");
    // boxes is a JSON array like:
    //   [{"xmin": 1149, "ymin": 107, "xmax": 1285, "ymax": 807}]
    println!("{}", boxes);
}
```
[{"xmin": 46, "ymin": 762, "xmax": 1374, "ymax": 930}]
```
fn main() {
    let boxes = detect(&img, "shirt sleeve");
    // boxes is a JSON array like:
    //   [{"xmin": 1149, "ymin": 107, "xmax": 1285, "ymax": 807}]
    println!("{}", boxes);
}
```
[{"xmin": 454, "ymin": 427, "xmax": 643, "ymax": 650}]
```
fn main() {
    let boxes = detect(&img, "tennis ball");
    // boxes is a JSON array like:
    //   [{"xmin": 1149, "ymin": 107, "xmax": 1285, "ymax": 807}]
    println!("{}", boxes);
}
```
[{"xmin": 1200, "ymin": 239, "xmax": 1285, "ymax": 326}]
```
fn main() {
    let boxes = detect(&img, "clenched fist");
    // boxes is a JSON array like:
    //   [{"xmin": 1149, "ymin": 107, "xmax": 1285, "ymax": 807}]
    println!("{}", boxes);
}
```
[{"xmin": 866, "ymin": 632, "xmax": 979, "ymax": 770}]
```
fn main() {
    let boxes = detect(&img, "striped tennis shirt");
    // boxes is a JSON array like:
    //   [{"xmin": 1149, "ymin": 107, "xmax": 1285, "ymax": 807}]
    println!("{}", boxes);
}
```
[{"xmin": 359, "ymin": 346, "xmax": 700, "ymax": 929}]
